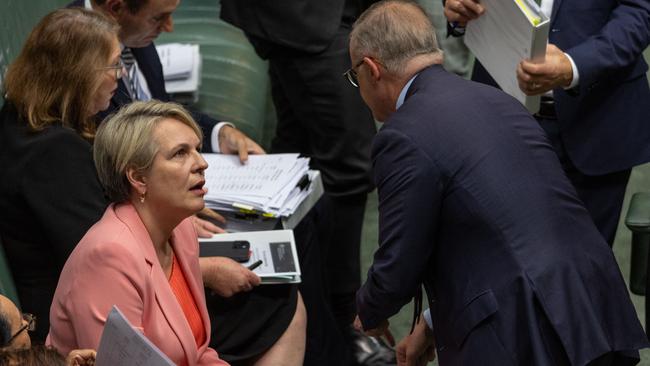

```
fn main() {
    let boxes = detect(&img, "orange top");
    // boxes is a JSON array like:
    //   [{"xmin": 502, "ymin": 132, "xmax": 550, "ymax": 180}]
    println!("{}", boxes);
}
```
[{"xmin": 169, "ymin": 252, "xmax": 206, "ymax": 347}]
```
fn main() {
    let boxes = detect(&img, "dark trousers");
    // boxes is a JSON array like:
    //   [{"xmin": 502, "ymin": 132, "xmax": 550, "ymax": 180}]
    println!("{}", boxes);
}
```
[
  {"xmin": 266, "ymin": 24, "xmax": 376, "ymax": 365},
  {"xmin": 536, "ymin": 116, "xmax": 631, "ymax": 246}
]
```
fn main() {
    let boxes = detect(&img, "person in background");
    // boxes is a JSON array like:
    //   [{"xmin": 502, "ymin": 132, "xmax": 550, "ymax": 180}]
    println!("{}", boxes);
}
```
[
  {"xmin": 47, "ymin": 101, "xmax": 240, "ymax": 365},
  {"xmin": 0, "ymin": 295, "xmax": 95, "ymax": 365},
  {"xmin": 348, "ymin": 1, "xmax": 648, "ymax": 365},
  {"xmin": 219, "ymin": 1, "xmax": 396, "ymax": 364},
  {"xmin": 0, "ymin": 7, "xmax": 120, "ymax": 342},
  {"xmin": 444, "ymin": 0, "xmax": 650, "ymax": 246}
]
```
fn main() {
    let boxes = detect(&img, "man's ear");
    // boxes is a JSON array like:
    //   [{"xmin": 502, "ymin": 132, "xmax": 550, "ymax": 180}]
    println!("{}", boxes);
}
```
[
  {"xmin": 365, "ymin": 57, "xmax": 383, "ymax": 82},
  {"xmin": 103, "ymin": 0, "xmax": 126, "ymax": 17},
  {"xmin": 126, "ymin": 166, "xmax": 147, "ymax": 196}
]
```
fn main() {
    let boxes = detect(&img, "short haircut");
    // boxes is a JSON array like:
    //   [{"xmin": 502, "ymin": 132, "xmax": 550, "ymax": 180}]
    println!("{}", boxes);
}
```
[
  {"xmin": 3, "ymin": 8, "xmax": 119, "ymax": 140},
  {"xmin": 0, "ymin": 305, "xmax": 10, "ymax": 349},
  {"xmin": 93, "ymin": 0, "xmax": 148, "ymax": 14},
  {"xmin": 94, "ymin": 101, "xmax": 203, "ymax": 203},
  {"xmin": 350, "ymin": 0, "xmax": 442, "ymax": 75},
  {"xmin": 0, "ymin": 345, "xmax": 66, "ymax": 366}
]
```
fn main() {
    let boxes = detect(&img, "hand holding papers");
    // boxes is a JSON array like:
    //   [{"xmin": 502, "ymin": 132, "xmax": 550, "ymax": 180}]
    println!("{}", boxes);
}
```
[
  {"xmin": 200, "ymin": 230, "xmax": 301, "ymax": 284},
  {"xmin": 96, "ymin": 306, "xmax": 174, "ymax": 366},
  {"xmin": 464, "ymin": 0, "xmax": 549, "ymax": 112}
]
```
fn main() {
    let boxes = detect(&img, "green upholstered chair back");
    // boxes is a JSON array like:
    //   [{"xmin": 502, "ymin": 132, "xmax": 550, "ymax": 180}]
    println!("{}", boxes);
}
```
[
  {"xmin": 157, "ymin": 0, "xmax": 276, "ymax": 149},
  {"xmin": 0, "ymin": 238, "xmax": 20, "ymax": 306}
]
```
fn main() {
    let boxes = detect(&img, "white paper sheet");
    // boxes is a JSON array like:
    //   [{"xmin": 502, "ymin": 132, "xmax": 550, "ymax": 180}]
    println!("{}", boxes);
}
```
[{"xmin": 96, "ymin": 306, "xmax": 174, "ymax": 366}]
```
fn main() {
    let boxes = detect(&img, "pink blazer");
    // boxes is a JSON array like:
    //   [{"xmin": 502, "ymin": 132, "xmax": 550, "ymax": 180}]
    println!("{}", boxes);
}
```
[{"xmin": 46, "ymin": 203, "xmax": 228, "ymax": 366}]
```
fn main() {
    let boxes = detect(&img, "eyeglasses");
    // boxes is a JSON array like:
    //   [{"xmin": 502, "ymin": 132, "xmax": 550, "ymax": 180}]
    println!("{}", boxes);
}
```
[
  {"xmin": 6, "ymin": 313, "xmax": 35, "ymax": 345},
  {"xmin": 343, "ymin": 59, "xmax": 365, "ymax": 88},
  {"xmin": 100, "ymin": 60, "xmax": 125, "ymax": 79}
]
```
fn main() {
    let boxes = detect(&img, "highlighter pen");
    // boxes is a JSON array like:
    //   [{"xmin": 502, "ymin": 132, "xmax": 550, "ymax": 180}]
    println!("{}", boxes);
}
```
[{"xmin": 247, "ymin": 259, "xmax": 263, "ymax": 270}]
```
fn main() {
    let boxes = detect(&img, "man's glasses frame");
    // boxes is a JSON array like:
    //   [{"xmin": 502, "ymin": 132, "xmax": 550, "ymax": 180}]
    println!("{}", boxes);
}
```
[
  {"xmin": 343, "ymin": 59, "xmax": 365, "ymax": 88},
  {"xmin": 6, "ymin": 313, "xmax": 35, "ymax": 346}
]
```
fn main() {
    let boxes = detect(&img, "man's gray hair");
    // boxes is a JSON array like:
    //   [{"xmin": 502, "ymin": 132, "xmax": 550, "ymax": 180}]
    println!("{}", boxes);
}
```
[{"xmin": 350, "ymin": 0, "xmax": 442, "ymax": 75}]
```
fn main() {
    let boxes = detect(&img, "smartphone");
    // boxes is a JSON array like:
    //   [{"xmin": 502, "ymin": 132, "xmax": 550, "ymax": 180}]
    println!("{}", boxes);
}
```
[{"xmin": 199, "ymin": 240, "xmax": 251, "ymax": 262}]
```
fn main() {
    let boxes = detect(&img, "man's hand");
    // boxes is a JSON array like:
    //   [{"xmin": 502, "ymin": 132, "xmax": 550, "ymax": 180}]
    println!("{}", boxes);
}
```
[
  {"xmin": 218, "ymin": 124, "xmax": 265, "ymax": 163},
  {"xmin": 517, "ymin": 44, "xmax": 574, "ymax": 95},
  {"xmin": 396, "ymin": 318, "xmax": 436, "ymax": 366},
  {"xmin": 444, "ymin": 0, "xmax": 485, "ymax": 26},
  {"xmin": 192, "ymin": 207, "xmax": 226, "ymax": 238},
  {"xmin": 66, "ymin": 349, "xmax": 96, "ymax": 366},
  {"xmin": 353, "ymin": 316, "xmax": 396, "ymax": 347},
  {"xmin": 199, "ymin": 256, "xmax": 261, "ymax": 297}
]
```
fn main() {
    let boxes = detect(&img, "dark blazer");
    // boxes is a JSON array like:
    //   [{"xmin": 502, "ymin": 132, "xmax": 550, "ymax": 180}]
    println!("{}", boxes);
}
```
[
  {"xmin": 0, "ymin": 102, "xmax": 108, "ymax": 341},
  {"xmin": 68, "ymin": 0, "xmax": 219, "ymax": 152},
  {"xmin": 356, "ymin": 66, "xmax": 648, "ymax": 365},
  {"xmin": 471, "ymin": 0, "xmax": 650, "ymax": 175},
  {"xmin": 221, "ymin": 0, "xmax": 346, "ymax": 57}
]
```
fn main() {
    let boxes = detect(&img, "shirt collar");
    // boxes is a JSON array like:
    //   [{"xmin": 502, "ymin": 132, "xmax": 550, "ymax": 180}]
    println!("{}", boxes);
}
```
[{"xmin": 396, "ymin": 74, "xmax": 418, "ymax": 110}]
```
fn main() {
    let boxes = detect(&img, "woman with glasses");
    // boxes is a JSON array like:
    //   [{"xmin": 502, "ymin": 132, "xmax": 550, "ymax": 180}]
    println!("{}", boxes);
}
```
[{"xmin": 0, "ymin": 8, "xmax": 121, "ymax": 342}]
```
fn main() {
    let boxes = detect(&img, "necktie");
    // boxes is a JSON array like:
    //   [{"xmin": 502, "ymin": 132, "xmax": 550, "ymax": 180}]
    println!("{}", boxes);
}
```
[{"xmin": 121, "ymin": 47, "xmax": 140, "ymax": 100}]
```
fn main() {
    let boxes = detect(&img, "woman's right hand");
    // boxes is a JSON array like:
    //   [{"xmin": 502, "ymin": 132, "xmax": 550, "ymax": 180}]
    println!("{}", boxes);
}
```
[{"xmin": 199, "ymin": 257, "xmax": 261, "ymax": 297}]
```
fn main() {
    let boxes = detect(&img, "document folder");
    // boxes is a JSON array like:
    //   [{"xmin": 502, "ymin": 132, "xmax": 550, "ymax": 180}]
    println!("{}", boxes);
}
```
[{"xmin": 465, "ymin": 0, "xmax": 549, "ymax": 113}]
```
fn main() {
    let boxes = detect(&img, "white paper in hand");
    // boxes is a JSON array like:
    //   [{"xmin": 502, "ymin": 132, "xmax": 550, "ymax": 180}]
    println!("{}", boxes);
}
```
[{"xmin": 96, "ymin": 306, "xmax": 174, "ymax": 366}]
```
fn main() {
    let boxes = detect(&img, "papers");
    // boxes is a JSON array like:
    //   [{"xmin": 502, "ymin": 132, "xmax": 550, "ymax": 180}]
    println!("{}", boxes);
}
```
[
  {"xmin": 203, "ymin": 154, "xmax": 314, "ymax": 218},
  {"xmin": 96, "ymin": 306, "xmax": 174, "ymax": 366},
  {"xmin": 199, "ymin": 230, "xmax": 301, "ymax": 284},
  {"xmin": 465, "ymin": 0, "xmax": 549, "ymax": 113},
  {"xmin": 156, "ymin": 43, "xmax": 202, "ymax": 103}
]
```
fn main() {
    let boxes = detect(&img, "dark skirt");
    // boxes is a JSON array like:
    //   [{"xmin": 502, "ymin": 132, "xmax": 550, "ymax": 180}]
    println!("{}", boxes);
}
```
[{"xmin": 206, "ymin": 283, "xmax": 298, "ymax": 364}]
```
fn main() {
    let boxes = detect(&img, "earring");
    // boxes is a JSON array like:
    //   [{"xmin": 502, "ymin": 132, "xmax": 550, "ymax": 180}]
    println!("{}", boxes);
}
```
[{"xmin": 140, "ymin": 191, "xmax": 146, "ymax": 203}]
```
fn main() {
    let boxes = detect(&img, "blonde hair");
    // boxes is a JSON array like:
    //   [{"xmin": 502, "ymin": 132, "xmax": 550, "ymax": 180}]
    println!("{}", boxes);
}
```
[
  {"xmin": 93, "ymin": 101, "xmax": 203, "ymax": 202},
  {"xmin": 350, "ymin": 0, "xmax": 442, "ymax": 75},
  {"xmin": 3, "ymin": 8, "xmax": 119, "ymax": 140}
]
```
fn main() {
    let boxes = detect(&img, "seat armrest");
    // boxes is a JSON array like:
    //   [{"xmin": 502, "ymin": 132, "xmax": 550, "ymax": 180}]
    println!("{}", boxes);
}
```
[{"xmin": 625, "ymin": 192, "xmax": 650, "ymax": 232}]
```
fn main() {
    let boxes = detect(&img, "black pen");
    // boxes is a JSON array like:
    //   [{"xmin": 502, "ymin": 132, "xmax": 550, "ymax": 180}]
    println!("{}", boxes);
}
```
[{"xmin": 247, "ymin": 259, "xmax": 263, "ymax": 270}]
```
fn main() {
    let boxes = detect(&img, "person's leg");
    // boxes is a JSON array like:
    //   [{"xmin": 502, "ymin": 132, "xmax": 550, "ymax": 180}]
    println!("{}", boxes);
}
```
[
  {"xmin": 267, "ymin": 24, "xmax": 376, "ymax": 364},
  {"xmin": 253, "ymin": 293, "xmax": 307, "ymax": 366}
]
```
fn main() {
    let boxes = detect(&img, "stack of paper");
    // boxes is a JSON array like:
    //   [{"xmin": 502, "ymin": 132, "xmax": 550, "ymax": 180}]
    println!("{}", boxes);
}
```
[
  {"xmin": 199, "ymin": 230, "xmax": 301, "ymax": 284},
  {"xmin": 156, "ymin": 43, "xmax": 202, "ymax": 103},
  {"xmin": 203, "ymin": 154, "xmax": 313, "ymax": 218},
  {"xmin": 464, "ymin": 0, "xmax": 549, "ymax": 113}
]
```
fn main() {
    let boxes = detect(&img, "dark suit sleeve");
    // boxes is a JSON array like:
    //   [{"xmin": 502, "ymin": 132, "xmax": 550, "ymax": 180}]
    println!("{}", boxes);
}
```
[
  {"xmin": 22, "ymin": 130, "xmax": 107, "ymax": 268},
  {"xmin": 357, "ymin": 128, "xmax": 443, "ymax": 330},
  {"xmin": 565, "ymin": 0, "xmax": 650, "ymax": 91}
]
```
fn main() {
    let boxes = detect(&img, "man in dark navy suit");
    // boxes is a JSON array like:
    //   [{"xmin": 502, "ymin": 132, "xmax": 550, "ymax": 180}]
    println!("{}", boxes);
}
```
[
  {"xmin": 350, "ymin": 1, "xmax": 648, "ymax": 365},
  {"xmin": 444, "ymin": 0, "xmax": 650, "ymax": 245}
]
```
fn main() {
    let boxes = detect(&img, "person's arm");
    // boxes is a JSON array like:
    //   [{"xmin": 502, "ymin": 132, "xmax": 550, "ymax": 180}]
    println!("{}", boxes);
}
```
[
  {"xmin": 442, "ymin": 0, "xmax": 485, "ymax": 36},
  {"xmin": 199, "ymin": 256, "xmax": 261, "ymax": 297},
  {"xmin": 517, "ymin": 1, "xmax": 650, "ymax": 95},
  {"xmin": 55, "ymin": 240, "xmax": 147, "ymax": 352},
  {"xmin": 356, "ymin": 128, "xmax": 443, "ymax": 331},
  {"xmin": 23, "ymin": 130, "xmax": 108, "ymax": 268},
  {"xmin": 396, "ymin": 315, "xmax": 436, "ymax": 366},
  {"xmin": 190, "ymin": 111, "xmax": 264, "ymax": 162}
]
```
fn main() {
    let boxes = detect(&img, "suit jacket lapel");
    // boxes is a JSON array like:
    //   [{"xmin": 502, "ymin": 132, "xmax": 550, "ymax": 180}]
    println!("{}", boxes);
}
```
[{"xmin": 114, "ymin": 204, "xmax": 197, "ymax": 364}]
